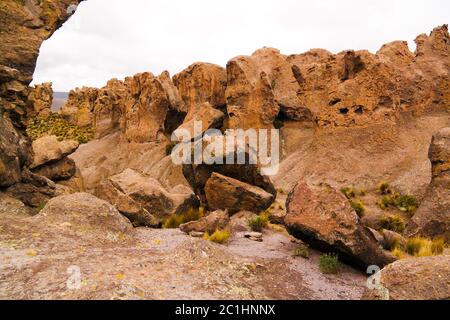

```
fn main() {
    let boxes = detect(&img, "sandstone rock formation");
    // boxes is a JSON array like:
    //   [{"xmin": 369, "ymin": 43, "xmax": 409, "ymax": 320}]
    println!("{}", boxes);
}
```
[
  {"xmin": 362, "ymin": 255, "xmax": 450, "ymax": 300},
  {"xmin": 173, "ymin": 62, "xmax": 227, "ymax": 113},
  {"xmin": 0, "ymin": 0, "xmax": 84, "ymax": 195},
  {"xmin": 406, "ymin": 127, "xmax": 450, "ymax": 242},
  {"xmin": 95, "ymin": 168, "xmax": 199, "ymax": 227},
  {"xmin": 27, "ymin": 82, "xmax": 53, "ymax": 119},
  {"xmin": 285, "ymin": 182, "xmax": 396, "ymax": 269},
  {"xmin": 60, "ymin": 86, "xmax": 98, "ymax": 127}
]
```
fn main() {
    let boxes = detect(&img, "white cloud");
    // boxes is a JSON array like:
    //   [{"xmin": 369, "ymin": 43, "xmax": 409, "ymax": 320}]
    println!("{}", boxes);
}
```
[{"xmin": 32, "ymin": 0, "xmax": 450, "ymax": 91}]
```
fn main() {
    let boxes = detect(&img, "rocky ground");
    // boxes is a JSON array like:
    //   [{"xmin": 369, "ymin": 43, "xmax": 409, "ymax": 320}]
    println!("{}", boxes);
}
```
[{"xmin": 0, "ymin": 195, "xmax": 365, "ymax": 300}]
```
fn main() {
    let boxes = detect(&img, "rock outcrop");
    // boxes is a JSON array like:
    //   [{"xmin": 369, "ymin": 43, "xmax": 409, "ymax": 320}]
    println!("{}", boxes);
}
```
[
  {"xmin": 36, "ymin": 192, "xmax": 134, "ymax": 242},
  {"xmin": 60, "ymin": 86, "xmax": 98, "ymax": 127},
  {"xmin": 362, "ymin": 255, "xmax": 450, "ymax": 300},
  {"xmin": 95, "ymin": 168, "xmax": 199, "ymax": 227},
  {"xmin": 27, "ymin": 82, "xmax": 53, "ymax": 119},
  {"xmin": 0, "ymin": 0, "xmax": 84, "ymax": 195},
  {"xmin": 285, "ymin": 182, "xmax": 396, "ymax": 269},
  {"xmin": 173, "ymin": 62, "xmax": 227, "ymax": 113},
  {"xmin": 407, "ymin": 127, "xmax": 450, "ymax": 242}
]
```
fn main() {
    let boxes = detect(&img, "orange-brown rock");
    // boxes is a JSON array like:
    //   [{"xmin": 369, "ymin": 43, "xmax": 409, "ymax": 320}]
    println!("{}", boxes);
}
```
[
  {"xmin": 285, "ymin": 181, "xmax": 396, "ymax": 269},
  {"xmin": 173, "ymin": 62, "xmax": 227, "ymax": 113},
  {"xmin": 406, "ymin": 127, "xmax": 450, "ymax": 242},
  {"xmin": 60, "ymin": 86, "xmax": 99, "ymax": 127},
  {"xmin": 27, "ymin": 82, "xmax": 53, "ymax": 119},
  {"xmin": 362, "ymin": 255, "xmax": 450, "ymax": 300},
  {"xmin": 205, "ymin": 172, "xmax": 274, "ymax": 214},
  {"xmin": 95, "ymin": 168, "xmax": 199, "ymax": 226},
  {"xmin": 0, "ymin": 0, "xmax": 84, "ymax": 189},
  {"xmin": 175, "ymin": 102, "xmax": 225, "ymax": 140}
]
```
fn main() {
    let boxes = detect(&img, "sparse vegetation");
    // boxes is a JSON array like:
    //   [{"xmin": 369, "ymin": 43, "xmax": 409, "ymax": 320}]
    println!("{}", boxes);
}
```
[
  {"xmin": 377, "ymin": 181, "xmax": 392, "ymax": 195},
  {"xmin": 162, "ymin": 207, "xmax": 204, "ymax": 229},
  {"xmin": 293, "ymin": 244, "xmax": 310, "ymax": 259},
  {"xmin": 379, "ymin": 215, "xmax": 406, "ymax": 234},
  {"xmin": 248, "ymin": 211, "xmax": 270, "ymax": 232},
  {"xmin": 27, "ymin": 114, "xmax": 94, "ymax": 144},
  {"xmin": 319, "ymin": 253, "xmax": 341, "ymax": 274},
  {"xmin": 377, "ymin": 185, "xmax": 419, "ymax": 214},
  {"xmin": 394, "ymin": 194, "xmax": 419, "ymax": 213},
  {"xmin": 340, "ymin": 187, "xmax": 355, "ymax": 199},
  {"xmin": 405, "ymin": 237, "xmax": 445, "ymax": 257},
  {"xmin": 203, "ymin": 229, "xmax": 231, "ymax": 244},
  {"xmin": 350, "ymin": 200, "xmax": 365, "ymax": 218}
]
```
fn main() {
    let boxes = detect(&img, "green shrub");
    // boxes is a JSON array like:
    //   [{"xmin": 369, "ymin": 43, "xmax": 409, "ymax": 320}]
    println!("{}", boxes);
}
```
[
  {"xmin": 27, "ymin": 114, "xmax": 94, "ymax": 144},
  {"xmin": 293, "ymin": 245, "xmax": 310, "ymax": 259},
  {"xmin": 319, "ymin": 253, "xmax": 341, "ymax": 274},
  {"xmin": 248, "ymin": 211, "xmax": 270, "ymax": 232},
  {"xmin": 350, "ymin": 200, "xmax": 365, "ymax": 218},
  {"xmin": 379, "ymin": 215, "xmax": 406, "ymax": 233},
  {"xmin": 162, "ymin": 207, "xmax": 204, "ymax": 229},
  {"xmin": 203, "ymin": 229, "xmax": 231, "ymax": 244},
  {"xmin": 377, "ymin": 181, "xmax": 392, "ymax": 195},
  {"xmin": 340, "ymin": 187, "xmax": 355, "ymax": 199},
  {"xmin": 395, "ymin": 195, "xmax": 418, "ymax": 213}
]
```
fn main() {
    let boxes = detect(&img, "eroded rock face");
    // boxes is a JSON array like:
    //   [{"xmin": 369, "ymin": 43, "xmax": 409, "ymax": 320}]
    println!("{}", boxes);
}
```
[
  {"xmin": 287, "ymin": 25, "xmax": 449, "ymax": 128},
  {"xmin": 0, "ymin": 0, "xmax": 84, "ymax": 191},
  {"xmin": 407, "ymin": 128, "xmax": 450, "ymax": 242},
  {"xmin": 362, "ymin": 255, "xmax": 450, "ymax": 300},
  {"xmin": 173, "ymin": 62, "xmax": 227, "ymax": 113},
  {"xmin": 60, "ymin": 86, "xmax": 99, "ymax": 127},
  {"xmin": 27, "ymin": 82, "xmax": 53, "ymax": 119},
  {"xmin": 205, "ymin": 173, "xmax": 274, "ymax": 214},
  {"xmin": 95, "ymin": 168, "xmax": 199, "ymax": 227},
  {"xmin": 285, "ymin": 182, "xmax": 395, "ymax": 269}
]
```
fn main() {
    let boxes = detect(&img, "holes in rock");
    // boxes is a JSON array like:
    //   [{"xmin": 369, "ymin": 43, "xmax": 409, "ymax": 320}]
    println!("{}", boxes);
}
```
[
  {"xmin": 354, "ymin": 105, "xmax": 364, "ymax": 115},
  {"xmin": 164, "ymin": 109, "xmax": 186, "ymax": 134},
  {"xmin": 378, "ymin": 96, "xmax": 393, "ymax": 108},
  {"xmin": 273, "ymin": 110, "xmax": 290, "ymax": 129},
  {"xmin": 329, "ymin": 98, "xmax": 341, "ymax": 106},
  {"xmin": 339, "ymin": 107, "xmax": 349, "ymax": 115}
]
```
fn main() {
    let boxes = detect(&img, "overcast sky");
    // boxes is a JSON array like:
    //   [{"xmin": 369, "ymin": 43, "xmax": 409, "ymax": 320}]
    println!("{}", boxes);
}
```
[{"xmin": 32, "ymin": 0, "xmax": 449, "ymax": 92}]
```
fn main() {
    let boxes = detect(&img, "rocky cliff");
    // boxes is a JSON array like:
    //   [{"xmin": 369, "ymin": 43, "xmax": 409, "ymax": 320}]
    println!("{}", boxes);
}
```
[{"xmin": 0, "ymin": 0, "xmax": 84, "ymax": 190}]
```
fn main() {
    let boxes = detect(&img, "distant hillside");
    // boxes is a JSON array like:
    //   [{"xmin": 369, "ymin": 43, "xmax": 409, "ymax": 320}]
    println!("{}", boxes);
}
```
[{"xmin": 52, "ymin": 91, "xmax": 68, "ymax": 111}]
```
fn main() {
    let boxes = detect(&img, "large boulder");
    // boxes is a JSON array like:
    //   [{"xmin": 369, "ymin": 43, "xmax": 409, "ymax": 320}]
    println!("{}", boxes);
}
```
[
  {"xmin": 35, "ymin": 193, "xmax": 134, "ymax": 242},
  {"xmin": 205, "ymin": 172, "xmax": 274, "ymax": 214},
  {"xmin": 95, "ymin": 168, "xmax": 199, "ymax": 227},
  {"xmin": 285, "ymin": 182, "xmax": 395, "ymax": 269},
  {"xmin": 362, "ymin": 255, "xmax": 450, "ymax": 300},
  {"xmin": 31, "ymin": 135, "xmax": 79, "ymax": 169},
  {"xmin": 407, "ymin": 128, "xmax": 450, "ymax": 242},
  {"xmin": 179, "ymin": 210, "xmax": 229, "ymax": 234},
  {"xmin": 60, "ymin": 86, "xmax": 99, "ymax": 127},
  {"xmin": 175, "ymin": 102, "xmax": 225, "ymax": 140}
]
